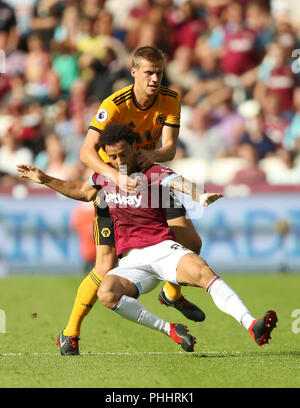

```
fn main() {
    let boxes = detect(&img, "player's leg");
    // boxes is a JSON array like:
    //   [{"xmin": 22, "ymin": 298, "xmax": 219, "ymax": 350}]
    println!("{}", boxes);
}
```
[
  {"xmin": 57, "ymin": 205, "xmax": 117, "ymax": 355},
  {"xmin": 168, "ymin": 215, "xmax": 202, "ymax": 255},
  {"xmin": 98, "ymin": 269, "xmax": 195, "ymax": 352},
  {"xmin": 158, "ymin": 201, "xmax": 205, "ymax": 321},
  {"xmin": 176, "ymin": 252, "xmax": 278, "ymax": 346},
  {"xmin": 62, "ymin": 244, "xmax": 117, "ymax": 336}
]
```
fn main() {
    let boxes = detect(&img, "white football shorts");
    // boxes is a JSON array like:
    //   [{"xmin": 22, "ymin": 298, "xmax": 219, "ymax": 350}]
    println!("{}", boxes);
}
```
[{"xmin": 106, "ymin": 240, "xmax": 193, "ymax": 297}]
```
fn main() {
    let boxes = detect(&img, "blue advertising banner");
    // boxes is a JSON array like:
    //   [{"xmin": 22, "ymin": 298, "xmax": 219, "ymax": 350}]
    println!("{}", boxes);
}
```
[
  {"xmin": 0, "ymin": 191, "xmax": 300, "ymax": 274},
  {"xmin": 189, "ymin": 193, "xmax": 300, "ymax": 272}
]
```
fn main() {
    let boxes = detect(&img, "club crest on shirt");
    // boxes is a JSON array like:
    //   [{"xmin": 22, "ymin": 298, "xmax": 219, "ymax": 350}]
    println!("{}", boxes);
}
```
[
  {"xmin": 96, "ymin": 109, "xmax": 108, "ymax": 123},
  {"xmin": 156, "ymin": 113, "xmax": 165, "ymax": 125},
  {"xmin": 101, "ymin": 227, "xmax": 111, "ymax": 237}
]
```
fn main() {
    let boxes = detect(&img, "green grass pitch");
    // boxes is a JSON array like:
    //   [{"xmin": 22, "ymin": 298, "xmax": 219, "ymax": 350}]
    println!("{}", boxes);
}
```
[{"xmin": 0, "ymin": 273, "xmax": 299, "ymax": 388}]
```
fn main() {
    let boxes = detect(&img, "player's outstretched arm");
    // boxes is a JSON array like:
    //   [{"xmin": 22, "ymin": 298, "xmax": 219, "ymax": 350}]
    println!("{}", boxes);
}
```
[
  {"xmin": 17, "ymin": 164, "xmax": 97, "ymax": 202},
  {"xmin": 168, "ymin": 175, "xmax": 224, "ymax": 207}
]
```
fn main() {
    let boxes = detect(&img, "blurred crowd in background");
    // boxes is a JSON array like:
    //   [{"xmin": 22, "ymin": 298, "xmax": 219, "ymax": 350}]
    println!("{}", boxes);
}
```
[{"xmin": 1, "ymin": 0, "xmax": 300, "ymax": 188}]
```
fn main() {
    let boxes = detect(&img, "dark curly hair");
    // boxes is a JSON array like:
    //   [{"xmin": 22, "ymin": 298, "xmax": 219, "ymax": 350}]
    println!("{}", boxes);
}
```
[{"xmin": 100, "ymin": 123, "xmax": 135, "ymax": 151}]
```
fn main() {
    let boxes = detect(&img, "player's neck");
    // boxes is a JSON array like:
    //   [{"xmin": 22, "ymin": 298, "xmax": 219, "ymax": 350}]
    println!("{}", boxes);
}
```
[{"xmin": 133, "ymin": 86, "xmax": 156, "ymax": 109}]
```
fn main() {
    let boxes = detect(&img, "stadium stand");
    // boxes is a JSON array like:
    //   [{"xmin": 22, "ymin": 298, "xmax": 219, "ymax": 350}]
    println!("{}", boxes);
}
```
[{"xmin": 1, "ymin": 0, "xmax": 300, "ymax": 189}]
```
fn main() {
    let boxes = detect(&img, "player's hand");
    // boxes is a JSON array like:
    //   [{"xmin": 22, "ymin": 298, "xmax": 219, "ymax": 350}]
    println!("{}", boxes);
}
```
[
  {"xmin": 17, "ymin": 164, "xmax": 47, "ymax": 184},
  {"xmin": 116, "ymin": 172, "xmax": 140, "ymax": 193},
  {"xmin": 135, "ymin": 150, "xmax": 155, "ymax": 172},
  {"xmin": 199, "ymin": 192, "xmax": 224, "ymax": 207}
]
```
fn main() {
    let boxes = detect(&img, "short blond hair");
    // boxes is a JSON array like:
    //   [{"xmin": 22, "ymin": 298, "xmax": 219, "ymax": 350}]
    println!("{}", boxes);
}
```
[{"xmin": 132, "ymin": 46, "xmax": 165, "ymax": 68}]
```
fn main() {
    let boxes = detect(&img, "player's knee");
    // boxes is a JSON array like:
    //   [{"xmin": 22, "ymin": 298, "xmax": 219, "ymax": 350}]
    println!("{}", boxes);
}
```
[
  {"xmin": 98, "ymin": 284, "xmax": 118, "ymax": 309},
  {"xmin": 190, "ymin": 257, "xmax": 215, "ymax": 288},
  {"xmin": 198, "ymin": 264, "xmax": 216, "ymax": 288}
]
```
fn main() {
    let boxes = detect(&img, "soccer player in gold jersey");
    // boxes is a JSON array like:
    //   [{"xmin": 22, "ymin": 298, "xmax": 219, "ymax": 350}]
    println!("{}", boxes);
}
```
[{"xmin": 57, "ymin": 46, "xmax": 205, "ymax": 355}]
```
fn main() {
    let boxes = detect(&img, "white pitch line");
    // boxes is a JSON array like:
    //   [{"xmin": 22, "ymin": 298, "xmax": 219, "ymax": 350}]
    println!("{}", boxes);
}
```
[{"xmin": 0, "ymin": 351, "xmax": 228, "ymax": 357}]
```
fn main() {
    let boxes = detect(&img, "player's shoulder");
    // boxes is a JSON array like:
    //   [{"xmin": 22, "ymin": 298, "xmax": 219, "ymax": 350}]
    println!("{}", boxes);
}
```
[
  {"xmin": 107, "ymin": 84, "xmax": 134, "ymax": 106},
  {"xmin": 158, "ymin": 85, "xmax": 179, "ymax": 99},
  {"xmin": 146, "ymin": 163, "xmax": 174, "ymax": 175},
  {"xmin": 90, "ymin": 172, "xmax": 109, "ymax": 188}
]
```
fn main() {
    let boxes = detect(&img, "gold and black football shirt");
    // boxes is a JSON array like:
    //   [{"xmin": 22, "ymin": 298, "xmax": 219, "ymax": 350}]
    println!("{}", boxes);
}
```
[{"xmin": 88, "ymin": 84, "xmax": 181, "ymax": 163}]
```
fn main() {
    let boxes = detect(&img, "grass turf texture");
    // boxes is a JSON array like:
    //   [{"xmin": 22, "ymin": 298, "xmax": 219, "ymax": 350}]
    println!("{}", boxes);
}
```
[{"xmin": 0, "ymin": 274, "xmax": 299, "ymax": 388}]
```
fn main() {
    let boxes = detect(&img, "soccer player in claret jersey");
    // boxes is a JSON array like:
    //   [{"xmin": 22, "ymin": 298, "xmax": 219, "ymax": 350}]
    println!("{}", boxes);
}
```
[
  {"xmin": 54, "ymin": 46, "xmax": 205, "ymax": 355},
  {"xmin": 18, "ymin": 123, "xmax": 278, "ymax": 352}
]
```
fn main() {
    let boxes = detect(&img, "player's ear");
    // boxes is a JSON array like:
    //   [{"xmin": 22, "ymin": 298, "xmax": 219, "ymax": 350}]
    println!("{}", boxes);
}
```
[{"xmin": 130, "ymin": 67, "xmax": 136, "ymax": 78}]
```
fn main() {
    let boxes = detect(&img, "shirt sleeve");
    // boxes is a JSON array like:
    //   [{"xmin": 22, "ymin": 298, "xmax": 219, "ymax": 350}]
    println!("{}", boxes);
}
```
[
  {"xmin": 89, "ymin": 172, "xmax": 105, "ymax": 190},
  {"xmin": 150, "ymin": 164, "xmax": 180, "ymax": 186},
  {"xmin": 88, "ymin": 98, "xmax": 120, "ymax": 133},
  {"xmin": 164, "ymin": 93, "xmax": 181, "ymax": 128}
]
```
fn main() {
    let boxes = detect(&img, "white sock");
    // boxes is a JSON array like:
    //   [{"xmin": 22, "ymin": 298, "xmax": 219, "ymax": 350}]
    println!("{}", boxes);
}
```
[
  {"xmin": 112, "ymin": 295, "xmax": 171, "ymax": 335},
  {"xmin": 206, "ymin": 276, "xmax": 255, "ymax": 330}
]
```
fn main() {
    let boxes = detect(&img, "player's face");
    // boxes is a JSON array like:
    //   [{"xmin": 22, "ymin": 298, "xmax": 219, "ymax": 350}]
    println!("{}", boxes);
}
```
[
  {"xmin": 131, "ymin": 58, "xmax": 164, "ymax": 97},
  {"xmin": 105, "ymin": 140, "xmax": 136, "ymax": 174}
]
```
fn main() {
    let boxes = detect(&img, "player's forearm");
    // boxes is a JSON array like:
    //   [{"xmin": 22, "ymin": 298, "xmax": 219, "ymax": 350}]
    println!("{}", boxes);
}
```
[
  {"xmin": 151, "ymin": 144, "xmax": 177, "ymax": 163},
  {"xmin": 42, "ymin": 175, "xmax": 92, "ymax": 202},
  {"xmin": 80, "ymin": 143, "xmax": 119, "ymax": 181}
]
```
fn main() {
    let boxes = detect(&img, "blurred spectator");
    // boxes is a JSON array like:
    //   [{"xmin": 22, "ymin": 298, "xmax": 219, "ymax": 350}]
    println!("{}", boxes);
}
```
[
  {"xmin": 24, "ymin": 33, "xmax": 51, "ymax": 82},
  {"xmin": 239, "ymin": 112, "xmax": 276, "ymax": 158},
  {"xmin": 105, "ymin": 0, "xmax": 137, "ymax": 33},
  {"xmin": 18, "ymin": 103, "xmax": 45, "ymax": 156},
  {"xmin": 77, "ymin": 10, "xmax": 128, "ymax": 64},
  {"xmin": 86, "ymin": 46, "xmax": 130, "ymax": 101},
  {"xmin": 0, "ymin": 1, "xmax": 16, "ymax": 32},
  {"xmin": 166, "ymin": 45, "xmax": 198, "ymax": 91},
  {"xmin": 0, "ymin": 28, "xmax": 26, "ymax": 78},
  {"xmin": 261, "ymin": 92, "xmax": 290, "ymax": 147},
  {"xmin": 30, "ymin": 0, "xmax": 62, "ymax": 49},
  {"xmin": 274, "ymin": 19, "xmax": 296, "ymax": 56},
  {"xmin": 182, "ymin": 41, "xmax": 224, "ymax": 106},
  {"xmin": 54, "ymin": 4, "xmax": 82, "ymax": 46},
  {"xmin": 9, "ymin": 0, "xmax": 35, "ymax": 37},
  {"xmin": 232, "ymin": 143, "xmax": 267, "ymax": 184},
  {"xmin": 262, "ymin": 147, "xmax": 300, "ymax": 185},
  {"xmin": 212, "ymin": 98, "xmax": 246, "ymax": 152},
  {"xmin": 51, "ymin": 93, "xmax": 87, "ymax": 162},
  {"xmin": 166, "ymin": 0, "xmax": 206, "ymax": 52},
  {"xmin": 70, "ymin": 202, "xmax": 96, "ymax": 274},
  {"xmin": 0, "ymin": 125, "xmax": 33, "ymax": 182},
  {"xmin": 51, "ymin": 40, "xmax": 80, "ymax": 94},
  {"xmin": 34, "ymin": 132, "xmax": 76, "ymax": 179},
  {"xmin": 68, "ymin": 78, "xmax": 89, "ymax": 117},
  {"xmin": 54, "ymin": 112, "xmax": 86, "ymax": 163},
  {"xmin": 24, "ymin": 33, "xmax": 61, "ymax": 103},
  {"xmin": 218, "ymin": 2, "xmax": 259, "ymax": 76},
  {"xmin": 245, "ymin": 1, "xmax": 274, "ymax": 52},
  {"xmin": 283, "ymin": 87, "xmax": 300, "ymax": 151},
  {"xmin": 80, "ymin": 0, "xmax": 106, "ymax": 21},
  {"xmin": 255, "ymin": 41, "xmax": 295, "ymax": 117},
  {"xmin": 179, "ymin": 105, "xmax": 227, "ymax": 161},
  {"xmin": 125, "ymin": 2, "xmax": 172, "ymax": 53},
  {"xmin": 1, "ymin": 0, "xmax": 300, "ymax": 192}
]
